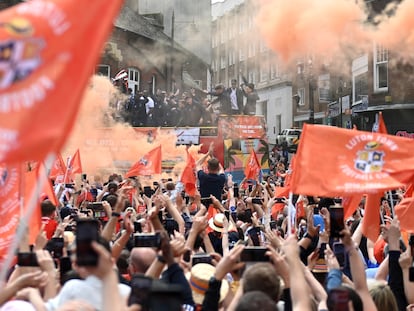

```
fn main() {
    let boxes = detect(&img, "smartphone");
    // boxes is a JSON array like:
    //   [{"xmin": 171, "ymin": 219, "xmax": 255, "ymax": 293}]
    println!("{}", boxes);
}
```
[
  {"xmin": 248, "ymin": 184, "xmax": 253, "ymax": 193},
  {"xmin": 409, "ymin": 235, "xmax": 414, "ymax": 282},
  {"xmin": 128, "ymin": 274, "xmax": 153, "ymax": 307},
  {"xmin": 307, "ymin": 196, "xmax": 316, "ymax": 205},
  {"xmin": 134, "ymin": 233, "xmax": 161, "ymax": 248},
  {"xmin": 201, "ymin": 197, "xmax": 213, "ymax": 207},
  {"xmin": 82, "ymin": 173, "xmax": 87, "ymax": 182},
  {"xmin": 192, "ymin": 253, "xmax": 212, "ymax": 266},
  {"xmin": 269, "ymin": 221, "xmax": 277, "ymax": 230},
  {"xmin": 252, "ymin": 197, "xmax": 263, "ymax": 205},
  {"xmin": 164, "ymin": 218, "xmax": 178, "ymax": 235},
  {"xmin": 274, "ymin": 197, "xmax": 284, "ymax": 203},
  {"xmin": 328, "ymin": 288, "xmax": 350, "ymax": 311},
  {"xmin": 247, "ymin": 227, "xmax": 261, "ymax": 246},
  {"xmin": 88, "ymin": 202, "xmax": 107, "ymax": 219},
  {"xmin": 333, "ymin": 242, "xmax": 346, "ymax": 268},
  {"xmin": 183, "ymin": 250, "xmax": 191, "ymax": 263},
  {"xmin": 76, "ymin": 219, "xmax": 100, "ymax": 266},
  {"xmin": 240, "ymin": 247, "xmax": 269, "ymax": 262},
  {"xmin": 143, "ymin": 186, "xmax": 153, "ymax": 198},
  {"xmin": 17, "ymin": 252, "xmax": 38, "ymax": 267},
  {"xmin": 50, "ymin": 237, "xmax": 64, "ymax": 259},
  {"xmin": 65, "ymin": 183, "xmax": 75, "ymax": 189},
  {"xmin": 330, "ymin": 207, "xmax": 345, "ymax": 238},
  {"xmin": 319, "ymin": 242, "xmax": 327, "ymax": 259},
  {"xmin": 134, "ymin": 221, "xmax": 142, "ymax": 233},
  {"xmin": 233, "ymin": 184, "xmax": 239, "ymax": 198}
]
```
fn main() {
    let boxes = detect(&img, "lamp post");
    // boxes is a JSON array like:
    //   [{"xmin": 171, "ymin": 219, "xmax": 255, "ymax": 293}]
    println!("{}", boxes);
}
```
[{"xmin": 308, "ymin": 61, "xmax": 315, "ymax": 124}]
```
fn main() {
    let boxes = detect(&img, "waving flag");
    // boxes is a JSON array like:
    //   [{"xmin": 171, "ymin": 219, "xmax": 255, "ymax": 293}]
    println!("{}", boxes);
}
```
[
  {"xmin": 181, "ymin": 150, "xmax": 196, "ymax": 196},
  {"xmin": 244, "ymin": 149, "xmax": 261, "ymax": 180},
  {"xmin": 0, "ymin": 0, "xmax": 124, "ymax": 164},
  {"xmin": 126, "ymin": 146, "xmax": 162, "ymax": 177},
  {"xmin": 64, "ymin": 149, "xmax": 82, "ymax": 182},
  {"xmin": 372, "ymin": 111, "xmax": 388, "ymax": 135},
  {"xmin": 49, "ymin": 153, "xmax": 66, "ymax": 182},
  {"xmin": 291, "ymin": 124, "xmax": 414, "ymax": 196}
]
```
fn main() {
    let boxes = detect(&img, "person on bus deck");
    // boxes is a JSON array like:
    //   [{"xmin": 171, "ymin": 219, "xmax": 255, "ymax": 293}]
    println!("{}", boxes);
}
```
[{"xmin": 196, "ymin": 142, "xmax": 226, "ymax": 208}]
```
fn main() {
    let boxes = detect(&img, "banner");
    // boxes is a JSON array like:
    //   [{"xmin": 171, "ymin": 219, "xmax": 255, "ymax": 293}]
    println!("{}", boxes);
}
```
[
  {"xmin": 291, "ymin": 124, "xmax": 414, "ymax": 196},
  {"xmin": 0, "ymin": 0, "xmax": 123, "ymax": 164},
  {"xmin": 218, "ymin": 115, "xmax": 267, "ymax": 140}
]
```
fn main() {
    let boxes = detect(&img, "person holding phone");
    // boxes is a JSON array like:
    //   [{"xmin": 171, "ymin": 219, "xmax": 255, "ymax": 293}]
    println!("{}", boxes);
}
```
[{"xmin": 196, "ymin": 142, "xmax": 226, "ymax": 210}]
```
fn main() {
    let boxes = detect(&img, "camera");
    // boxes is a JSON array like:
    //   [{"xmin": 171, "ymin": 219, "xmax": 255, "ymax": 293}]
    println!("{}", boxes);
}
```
[
  {"xmin": 17, "ymin": 252, "xmax": 38, "ymax": 267},
  {"xmin": 134, "ymin": 233, "xmax": 161, "ymax": 248}
]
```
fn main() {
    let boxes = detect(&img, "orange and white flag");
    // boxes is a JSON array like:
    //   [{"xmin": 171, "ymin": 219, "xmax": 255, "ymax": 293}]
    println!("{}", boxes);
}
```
[
  {"xmin": 49, "ymin": 153, "xmax": 66, "ymax": 183},
  {"xmin": 181, "ymin": 150, "xmax": 197, "ymax": 197},
  {"xmin": 291, "ymin": 124, "xmax": 414, "ymax": 197},
  {"xmin": 126, "ymin": 146, "xmax": 162, "ymax": 178},
  {"xmin": 0, "ymin": 0, "xmax": 123, "ymax": 164}
]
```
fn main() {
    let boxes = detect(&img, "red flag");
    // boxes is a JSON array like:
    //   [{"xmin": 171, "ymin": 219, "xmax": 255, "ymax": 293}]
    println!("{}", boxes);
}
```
[
  {"xmin": 291, "ymin": 124, "xmax": 414, "ymax": 196},
  {"xmin": 0, "ymin": 165, "xmax": 20, "ymax": 267},
  {"xmin": 49, "ymin": 153, "xmax": 66, "ymax": 182},
  {"xmin": 361, "ymin": 193, "xmax": 383, "ymax": 242},
  {"xmin": 181, "ymin": 151, "xmax": 196, "ymax": 197},
  {"xmin": 395, "ymin": 197, "xmax": 414, "ymax": 233},
  {"xmin": 0, "ymin": 0, "xmax": 124, "ymax": 164},
  {"xmin": 405, "ymin": 183, "xmax": 414, "ymax": 198},
  {"xmin": 126, "ymin": 146, "xmax": 162, "ymax": 177},
  {"xmin": 244, "ymin": 149, "xmax": 261, "ymax": 180},
  {"xmin": 64, "ymin": 149, "xmax": 82, "ymax": 182},
  {"xmin": 283, "ymin": 155, "xmax": 296, "ymax": 189}
]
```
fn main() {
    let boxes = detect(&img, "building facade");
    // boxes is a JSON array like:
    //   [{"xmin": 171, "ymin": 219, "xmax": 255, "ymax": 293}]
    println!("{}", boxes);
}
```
[{"xmin": 211, "ymin": 0, "xmax": 293, "ymax": 145}]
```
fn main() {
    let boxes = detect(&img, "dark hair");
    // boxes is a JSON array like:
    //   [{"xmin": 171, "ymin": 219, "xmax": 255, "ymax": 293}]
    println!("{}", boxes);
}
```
[
  {"xmin": 105, "ymin": 194, "xmax": 118, "ymax": 208},
  {"xmin": 41, "ymin": 200, "xmax": 56, "ymax": 217},
  {"xmin": 207, "ymin": 158, "xmax": 220, "ymax": 172}
]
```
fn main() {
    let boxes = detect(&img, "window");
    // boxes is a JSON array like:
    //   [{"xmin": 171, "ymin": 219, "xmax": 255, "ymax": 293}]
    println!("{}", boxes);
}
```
[
  {"xmin": 318, "ymin": 74, "xmax": 331, "ymax": 102},
  {"xmin": 220, "ymin": 55, "xmax": 226, "ymax": 69},
  {"xmin": 270, "ymin": 63, "xmax": 279, "ymax": 80},
  {"xmin": 229, "ymin": 50, "xmax": 235, "ymax": 66},
  {"xmin": 248, "ymin": 71, "xmax": 256, "ymax": 84},
  {"xmin": 128, "ymin": 68, "xmax": 140, "ymax": 94},
  {"xmin": 239, "ymin": 48, "xmax": 245, "ymax": 61},
  {"xmin": 96, "ymin": 64, "xmax": 110, "ymax": 78},
  {"xmin": 373, "ymin": 44, "xmax": 388, "ymax": 92},
  {"xmin": 354, "ymin": 72, "xmax": 368, "ymax": 103},
  {"xmin": 150, "ymin": 75, "xmax": 156, "ymax": 94},
  {"xmin": 297, "ymin": 88, "xmax": 305, "ymax": 106},
  {"xmin": 260, "ymin": 63, "xmax": 268, "ymax": 82},
  {"xmin": 248, "ymin": 43, "xmax": 255, "ymax": 58},
  {"xmin": 239, "ymin": 22, "xmax": 244, "ymax": 34}
]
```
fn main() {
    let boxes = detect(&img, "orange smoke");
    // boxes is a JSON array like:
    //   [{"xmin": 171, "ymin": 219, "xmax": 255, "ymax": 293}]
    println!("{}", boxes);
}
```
[
  {"xmin": 62, "ymin": 75, "xmax": 188, "ymax": 182},
  {"xmin": 257, "ymin": 0, "xmax": 413, "ymax": 65}
]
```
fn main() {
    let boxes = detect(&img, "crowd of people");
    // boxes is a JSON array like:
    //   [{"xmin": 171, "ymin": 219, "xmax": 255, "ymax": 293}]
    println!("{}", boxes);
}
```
[
  {"xmin": 1, "ymin": 143, "xmax": 414, "ymax": 311},
  {"xmin": 113, "ymin": 77, "xmax": 260, "ymax": 128}
]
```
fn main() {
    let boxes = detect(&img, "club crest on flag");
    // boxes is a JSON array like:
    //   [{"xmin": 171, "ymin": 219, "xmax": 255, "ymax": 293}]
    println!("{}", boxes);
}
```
[
  {"xmin": 355, "ymin": 144, "xmax": 385, "ymax": 174},
  {"xmin": 0, "ymin": 18, "xmax": 44, "ymax": 90},
  {"xmin": 139, "ymin": 157, "xmax": 149, "ymax": 167}
]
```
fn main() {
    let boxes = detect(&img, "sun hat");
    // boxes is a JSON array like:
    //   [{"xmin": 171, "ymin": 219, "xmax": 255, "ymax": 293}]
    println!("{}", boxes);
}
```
[
  {"xmin": 187, "ymin": 263, "xmax": 229, "ymax": 305},
  {"xmin": 208, "ymin": 213, "xmax": 226, "ymax": 233}
]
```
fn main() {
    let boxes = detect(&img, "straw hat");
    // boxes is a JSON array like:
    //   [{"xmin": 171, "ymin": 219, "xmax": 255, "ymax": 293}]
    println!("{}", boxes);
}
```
[
  {"xmin": 187, "ymin": 263, "xmax": 229, "ymax": 305},
  {"xmin": 208, "ymin": 213, "xmax": 226, "ymax": 233}
]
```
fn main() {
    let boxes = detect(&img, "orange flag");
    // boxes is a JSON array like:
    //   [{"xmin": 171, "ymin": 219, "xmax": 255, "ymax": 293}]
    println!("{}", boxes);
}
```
[
  {"xmin": 181, "ymin": 150, "xmax": 196, "ymax": 197},
  {"xmin": 395, "ymin": 197, "xmax": 414, "ymax": 233},
  {"xmin": 244, "ymin": 149, "xmax": 261, "ymax": 180},
  {"xmin": 0, "ymin": 0, "xmax": 124, "ymax": 164},
  {"xmin": 126, "ymin": 146, "xmax": 162, "ymax": 178},
  {"xmin": 64, "ymin": 149, "xmax": 82, "ymax": 182},
  {"xmin": 291, "ymin": 124, "xmax": 414, "ymax": 197},
  {"xmin": 342, "ymin": 194, "xmax": 363, "ymax": 220},
  {"xmin": 374, "ymin": 112, "xmax": 388, "ymax": 134},
  {"xmin": 0, "ymin": 165, "xmax": 20, "ymax": 267},
  {"xmin": 283, "ymin": 155, "xmax": 296, "ymax": 189},
  {"xmin": 361, "ymin": 193, "xmax": 383, "ymax": 242},
  {"xmin": 49, "ymin": 153, "xmax": 66, "ymax": 183}
]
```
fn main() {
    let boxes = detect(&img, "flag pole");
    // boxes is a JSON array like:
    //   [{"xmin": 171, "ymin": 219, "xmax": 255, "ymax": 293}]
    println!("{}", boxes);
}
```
[
  {"xmin": 0, "ymin": 153, "xmax": 55, "ymax": 285},
  {"xmin": 387, "ymin": 190, "xmax": 395, "ymax": 218},
  {"xmin": 287, "ymin": 191, "xmax": 294, "ymax": 236}
]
